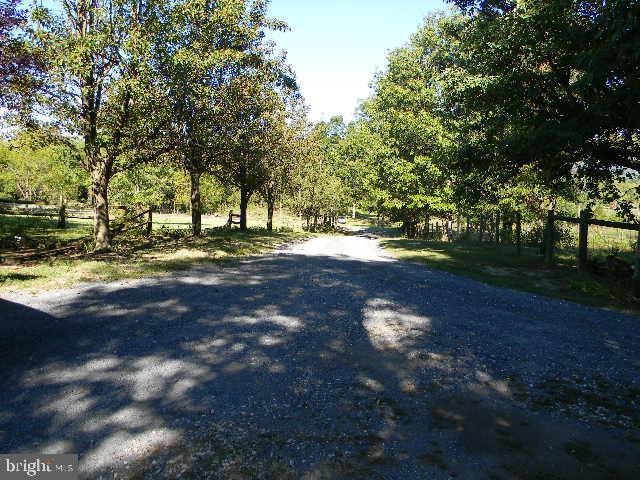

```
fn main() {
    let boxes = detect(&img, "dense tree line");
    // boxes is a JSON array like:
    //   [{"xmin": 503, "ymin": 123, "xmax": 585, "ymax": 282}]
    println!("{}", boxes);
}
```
[
  {"xmin": 3, "ymin": 0, "xmax": 637, "ymax": 249},
  {"xmin": 0, "ymin": 0, "xmax": 352, "ymax": 249},
  {"xmin": 337, "ymin": 0, "xmax": 639, "ymax": 237}
]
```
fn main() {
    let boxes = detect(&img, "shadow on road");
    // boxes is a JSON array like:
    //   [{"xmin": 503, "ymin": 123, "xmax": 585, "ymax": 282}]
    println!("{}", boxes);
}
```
[{"xmin": 1, "ymin": 253, "xmax": 639, "ymax": 479}]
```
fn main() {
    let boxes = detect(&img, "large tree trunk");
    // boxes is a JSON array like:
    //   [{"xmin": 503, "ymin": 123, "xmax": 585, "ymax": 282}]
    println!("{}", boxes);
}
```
[
  {"xmin": 240, "ymin": 187, "xmax": 251, "ymax": 231},
  {"xmin": 266, "ymin": 193, "xmax": 275, "ymax": 232},
  {"xmin": 190, "ymin": 170, "xmax": 202, "ymax": 236},
  {"xmin": 57, "ymin": 195, "xmax": 66, "ymax": 229},
  {"xmin": 92, "ymin": 169, "xmax": 111, "ymax": 251}
]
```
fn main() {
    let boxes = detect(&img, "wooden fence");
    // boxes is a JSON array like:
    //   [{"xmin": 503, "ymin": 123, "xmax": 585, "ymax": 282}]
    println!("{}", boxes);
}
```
[
  {"xmin": 1, "ymin": 207, "xmax": 153, "ymax": 264},
  {"xmin": 0, "ymin": 201, "xmax": 93, "ymax": 222},
  {"xmin": 226, "ymin": 211, "xmax": 241, "ymax": 228},
  {"xmin": 545, "ymin": 209, "xmax": 640, "ymax": 295},
  {"xmin": 419, "ymin": 209, "xmax": 640, "ymax": 294}
]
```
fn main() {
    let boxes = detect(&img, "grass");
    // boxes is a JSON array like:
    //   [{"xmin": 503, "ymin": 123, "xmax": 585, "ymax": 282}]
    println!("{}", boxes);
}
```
[
  {"xmin": 0, "ymin": 214, "xmax": 93, "ymax": 247},
  {"xmin": 0, "ymin": 207, "xmax": 309, "ymax": 292},
  {"xmin": 381, "ymin": 237, "xmax": 640, "ymax": 315},
  {"xmin": 0, "ymin": 228, "xmax": 310, "ymax": 293},
  {"xmin": 0, "ymin": 207, "xmax": 305, "ymax": 244},
  {"xmin": 0, "ymin": 207, "xmax": 305, "ymax": 256},
  {"xmin": 151, "ymin": 209, "xmax": 303, "ymax": 231}
]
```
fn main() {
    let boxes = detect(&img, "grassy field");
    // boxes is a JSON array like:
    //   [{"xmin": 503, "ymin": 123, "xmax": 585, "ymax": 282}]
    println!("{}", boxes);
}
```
[
  {"xmin": 0, "ymin": 228, "xmax": 309, "ymax": 293},
  {"xmin": 0, "ymin": 207, "xmax": 305, "ymax": 245},
  {"xmin": 0, "ymin": 207, "xmax": 311, "ymax": 293},
  {"xmin": 0, "ymin": 214, "xmax": 93, "ymax": 246},
  {"xmin": 381, "ymin": 238, "xmax": 640, "ymax": 315},
  {"xmin": 4, "ymin": 210, "xmax": 635, "ymax": 312},
  {"xmin": 154, "ymin": 208, "xmax": 304, "ymax": 231}
]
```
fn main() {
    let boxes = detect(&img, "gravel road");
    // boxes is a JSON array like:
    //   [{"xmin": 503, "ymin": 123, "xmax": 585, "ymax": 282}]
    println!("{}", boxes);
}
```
[{"xmin": 1, "ymin": 233, "xmax": 639, "ymax": 479}]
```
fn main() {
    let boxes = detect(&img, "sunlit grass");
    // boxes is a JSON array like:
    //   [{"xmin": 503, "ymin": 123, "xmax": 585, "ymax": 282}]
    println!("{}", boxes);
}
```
[
  {"xmin": 1, "ymin": 208, "xmax": 305, "ymax": 246},
  {"xmin": 0, "ymin": 228, "xmax": 310, "ymax": 293},
  {"xmin": 382, "ymin": 238, "xmax": 640, "ymax": 315}
]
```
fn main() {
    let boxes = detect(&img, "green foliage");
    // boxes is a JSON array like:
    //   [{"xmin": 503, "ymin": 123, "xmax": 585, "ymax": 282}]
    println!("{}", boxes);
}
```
[
  {"xmin": 335, "ymin": 120, "xmax": 386, "ymax": 213},
  {"xmin": 339, "ymin": 16, "xmax": 455, "ymax": 229},
  {"xmin": 0, "ymin": 131, "xmax": 86, "ymax": 203},
  {"xmin": 334, "ymin": 2, "xmax": 640, "ymax": 240},
  {"xmin": 441, "ymin": 0, "xmax": 640, "ymax": 217},
  {"xmin": 110, "ymin": 164, "xmax": 232, "ymax": 214},
  {"xmin": 287, "ymin": 122, "xmax": 351, "ymax": 224}
]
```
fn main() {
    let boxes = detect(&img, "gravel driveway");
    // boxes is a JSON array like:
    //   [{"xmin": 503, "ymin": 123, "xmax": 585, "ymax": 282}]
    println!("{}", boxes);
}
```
[{"xmin": 1, "ymin": 234, "xmax": 639, "ymax": 479}]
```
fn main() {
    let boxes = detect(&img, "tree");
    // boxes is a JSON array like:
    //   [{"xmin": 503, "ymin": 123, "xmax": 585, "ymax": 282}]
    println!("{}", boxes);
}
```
[
  {"xmin": 0, "ymin": 0, "xmax": 43, "ymax": 114},
  {"xmin": 290, "ymin": 124, "xmax": 351, "ymax": 230},
  {"xmin": 0, "ymin": 130, "xmax": 86, "ymax": 227},
  {"xmin": 442, "ymin": 0, "xmax": 640, "ymax": 216},
  {"xmin": 336, "ymin": 119, "xmax": 394, "ymax": 219},
  {"xmin": 213, "ymin": 74, "xmax": 277, "ymax": 230},
  {"xmin": 211, "ymin": 50, "xmax": 297, "ymax": 231},
  {"xmin": 353, "ymin": 16, "xmax": 454, "ymax": 235},
  {"xmin": 32, "ymin": 0, "xmax": 169, "ymax": 250},
  {"xmin": 109, "ymin": 163, "xmax": 232, "ymax": 215},
  {"xmin": 151, "ymin": 0, "xmax": 289, "ymax": 235},
  {"xmin": 259, "ymin": 107, "xmax": 305, "ymax": 231}
]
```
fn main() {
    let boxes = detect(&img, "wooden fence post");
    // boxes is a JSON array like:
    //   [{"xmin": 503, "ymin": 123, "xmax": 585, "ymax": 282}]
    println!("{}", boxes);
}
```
[
  {"xmin": 634, "ymin": 232, "xmax": 640, "ymax": 298},
  {"xmin": 495, "ymin": 211, "xmax": 501, "ymax": 245},
  {"xmin": 544, "ymin": 209, "xmax": 555, "ymax": 265},
  {"xmin": 578, "ymin": 209, "xmax": 590, "ymax": 270},
  {"xmin": 515, "ymin": 211, "xmax": 522, "ymax": 255},
  {"xmin": 146, "ymin": 208, "xmax": 153, "ymax": 236}
]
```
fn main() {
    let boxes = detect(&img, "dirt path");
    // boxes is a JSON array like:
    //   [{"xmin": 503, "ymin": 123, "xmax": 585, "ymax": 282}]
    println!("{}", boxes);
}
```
[{"xmin": 1, "ymin": 234, "xmax": 639, "ymax": 479}]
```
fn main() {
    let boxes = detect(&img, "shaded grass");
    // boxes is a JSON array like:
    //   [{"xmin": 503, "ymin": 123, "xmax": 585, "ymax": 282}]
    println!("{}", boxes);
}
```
[
  {"xmin": 381, "ymin": 238, "xmax": 640, "ymax": 315},
  {"xmin": 0, "ymin": 214, "xmax": 93, "ymax": 246},
  {"xmin": 0, "ymin": 228, "xmax": 309, "ymax": 293}
]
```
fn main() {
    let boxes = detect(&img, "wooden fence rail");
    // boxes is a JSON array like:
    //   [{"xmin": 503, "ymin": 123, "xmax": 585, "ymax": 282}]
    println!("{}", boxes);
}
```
[
  {"xmin": 555, "ymin": 215, "xmax": 640, "ymax": 231},
  {"xmin": 1, "ymin": 207, "xmax": 153, "ymax": 265},
  {"xmin": 226, "ymin": 211, "xmax": 241, "ymax": 228},
  {"xmin": 549, "ymin": 210, "xmax": 640, "ymax": 296}
]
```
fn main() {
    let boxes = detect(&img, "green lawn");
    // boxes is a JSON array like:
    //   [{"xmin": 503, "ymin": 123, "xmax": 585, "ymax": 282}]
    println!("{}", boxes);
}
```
[
  {"xmin": 152, "ymin": 210, "xmax": 304, "ymax": 231},
  {"xmin": 0, "ymin": 214, "xmax": 93, "ymax": 247},
  {"xmin": 0, "ymin": 207, "xmax": 304, "ymax": 246},
  {"xmin": 1, "ymin": 208, "xmax": 305, "ymax": 245},
  {"xmin": 0, "ymin": 228, "xmax": 310, "ymax": 293},
  {"xmin": 0, "ymin": 208, "xmax": 309, "ymax": 293},
  {"xmin": 381, "ymin": 238, "xmax": 640, "ymax": 315}
]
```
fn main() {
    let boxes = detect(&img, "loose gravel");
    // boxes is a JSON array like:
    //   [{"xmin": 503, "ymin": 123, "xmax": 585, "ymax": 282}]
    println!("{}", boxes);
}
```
[{"xmin": 1, "ymin": 234, "xmax": 639, "ymax": 479}]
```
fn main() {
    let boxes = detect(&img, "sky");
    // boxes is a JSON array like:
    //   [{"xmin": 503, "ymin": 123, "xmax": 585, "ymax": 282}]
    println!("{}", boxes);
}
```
[{"xmin": 268, "ymin": 0, "xmax": 448, "ymax": 122}]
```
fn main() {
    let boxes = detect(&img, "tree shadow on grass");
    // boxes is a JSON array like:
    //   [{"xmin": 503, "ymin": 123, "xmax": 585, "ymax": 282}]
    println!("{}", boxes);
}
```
[
  {"xmin": 381, "ymin": 238, "xmax": 640, "ymax": 314},
  {"xmin": 0, "ymin": 272, "xmax": 40, "ymax": 283},
  {"xmin": 0, "ymin": 252, "xmax": 639, "ymax": 479}
]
